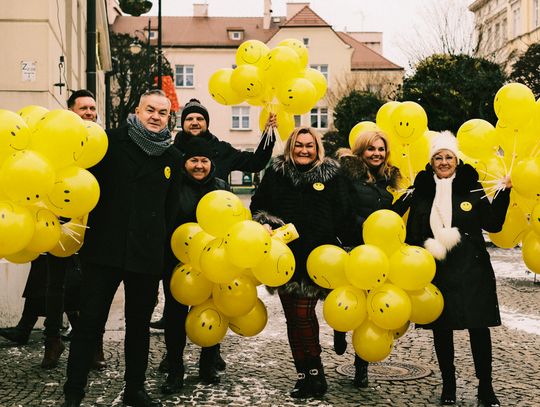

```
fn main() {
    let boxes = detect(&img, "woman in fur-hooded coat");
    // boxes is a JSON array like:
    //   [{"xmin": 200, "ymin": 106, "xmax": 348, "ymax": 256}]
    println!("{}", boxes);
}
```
[{"xmin": 250, "ymin": 127, "xmax": 352, "ymax": 399}]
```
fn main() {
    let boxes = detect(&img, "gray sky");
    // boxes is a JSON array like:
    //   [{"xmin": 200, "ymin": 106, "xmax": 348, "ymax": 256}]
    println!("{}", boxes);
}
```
[{"xmin": 148, "ymin": 0, "xmax": 475, "ymax": 70}]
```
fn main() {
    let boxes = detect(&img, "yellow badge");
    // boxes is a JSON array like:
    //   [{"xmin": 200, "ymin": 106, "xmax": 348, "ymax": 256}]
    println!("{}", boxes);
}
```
[
  {"xmin": 460, "ymin": 201, "xmax": 472, "ymax": 212},
  {"xmin": 164, "ymin": 166, "xmax": 171, "ymax": 179},
  {"xmin": 313, "ymin": 182, "xmax": 325, "ymax": 191}
]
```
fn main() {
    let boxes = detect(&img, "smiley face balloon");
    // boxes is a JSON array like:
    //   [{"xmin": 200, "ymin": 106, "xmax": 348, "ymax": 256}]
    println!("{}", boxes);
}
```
[
  {"xmin": 235, "ymin": 39, "xmax": 270, "ymax": 66},
  {"xmin": 196, "ymin": 190, "xmax": 245, "ymax": 237},
  {"xmin": 229, "ymin": 298, "xmax": 268, "ymax": 337},
  {"xmin": 212, "ymin": 275, "xmax": 257, "ymax": 317},
  {"xmin": 170, "ymin": 222, "xmax": 203, "ymax": 264},
  {"xmin": 366, "ymin": 283, "xmax": 411, "ymax": 330},
  {"xmin": 345, "ymin": 244, "xmax": 389, "ymax": 291},
  {"xmin": 25, "ymin": 206, "xmax": 61, "ymax": 253},
  {"xmin": 199, "ymin": 237, "xmax": 243, "ymax": 284},
  {"xmin": 389, "ymin": 101, "xmax": 428, "ymax": 144},
  {"xmin": 0, "ymin": 109, "xmax": 31, "ymax": 164},
  {"xmin": 323, "ymin": 285, "xmax": 367, "ymax": 332},
  {"xmin": 208, "ymin": 68, "xmax": 245, "ymax": 106},
  {"xmin": 230, "ymin": 64, "xmax": 265, "ymax": 99},
  {"xmin": 223, "ymin": 220, "xmax": 271, "ymax": 269},
  {"xmin": 0, "ymin": 201, "xmax": 34, "ymax": 256},
  {"xmin": 352, "ymin": 319, "xmax": 394, "ymax": 363},
  {"xmin": 306, "ymin": 244, "xmax": 348, "ymax": 289},
  {"xmin": 251, "ymin": 237, "xmax": 295, "ymax": 287},
  {"xmin": 185, "ymin": 299, "xmax": 229, "ymax": 347},
  {"xmin": 169, "ymin": 263, "xmax": 213, "ymax": 306}
]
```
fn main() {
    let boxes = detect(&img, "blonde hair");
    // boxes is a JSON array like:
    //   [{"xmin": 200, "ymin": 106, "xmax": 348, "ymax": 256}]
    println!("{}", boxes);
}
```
[
  {"xmin": 283, "ymin": 127, "xmax": 326, "ymax": 168},
  {"xmin": 337, "ymin": 130, "xmax": 395, "ymax": 183}
]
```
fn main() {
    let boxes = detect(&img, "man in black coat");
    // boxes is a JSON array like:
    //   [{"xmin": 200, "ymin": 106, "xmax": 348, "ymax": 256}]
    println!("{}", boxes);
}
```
[{"xmin": 62, "ymin": 89, "xmax": 182, "ymax": 407}]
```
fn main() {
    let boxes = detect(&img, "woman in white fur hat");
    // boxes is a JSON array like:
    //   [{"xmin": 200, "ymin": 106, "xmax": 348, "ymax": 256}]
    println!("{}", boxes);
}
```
[{"xmin": 394, "ymin": 131, "xmax": 511, "ymax": 407}]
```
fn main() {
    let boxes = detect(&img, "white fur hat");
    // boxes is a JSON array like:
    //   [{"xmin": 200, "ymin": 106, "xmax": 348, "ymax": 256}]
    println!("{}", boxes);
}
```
[{"xmin": 430, "ymin": 131, "xmax": 459, "ymax": 158}]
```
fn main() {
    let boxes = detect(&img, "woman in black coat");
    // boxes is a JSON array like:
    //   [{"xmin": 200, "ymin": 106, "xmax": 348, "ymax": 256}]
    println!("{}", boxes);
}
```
[
  {"xmin": 336, "ymin": 130, "xmax": 401, "ymax": 388},
  {"xmin": 250, "ymin": 127, "xmax": 352, "ymax": 399},
  {"xmin": 394, "ymin": 131, "xmax": 510, "ymax": 407}
]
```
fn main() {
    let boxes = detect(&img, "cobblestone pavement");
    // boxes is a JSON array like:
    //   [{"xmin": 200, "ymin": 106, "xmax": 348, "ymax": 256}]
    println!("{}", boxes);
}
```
[{"xmin": 1, "ymin": 247, "xmax": 539, "ymax": 407}]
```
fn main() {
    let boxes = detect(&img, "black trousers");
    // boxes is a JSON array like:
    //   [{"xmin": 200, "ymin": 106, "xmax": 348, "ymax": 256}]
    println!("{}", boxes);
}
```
[
  {"xmin": 433, "ymin": 328, "xmax": 493, "ymax": 383},
  {"xmin": 63, "ymin": 263, "xmax": 160, "ymax": 400}
]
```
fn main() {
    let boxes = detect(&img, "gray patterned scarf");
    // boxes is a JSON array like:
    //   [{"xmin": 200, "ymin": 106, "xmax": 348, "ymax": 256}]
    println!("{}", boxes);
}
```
[{"xmin": 127, "ymin": 114, "xmax": 172, "ymax": 156}]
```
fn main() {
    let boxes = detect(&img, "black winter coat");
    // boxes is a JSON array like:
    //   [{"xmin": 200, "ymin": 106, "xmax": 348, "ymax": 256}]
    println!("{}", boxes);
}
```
[
  {"xmin": 339, "ymin": 155, "xmax": 401, "ymax": 246},
  {"xmin": 174, "ymin": 129, "xmax": 274, "ymax": 181},
  {"xmin": 394, "ymin": 163, "xmax": 510, "ymax": 329},
  {"xmin": 80, "ymin": 126, "xmax": 182, "ymax": 276},
  {"xmin": 250, "ymin": 156, "xmax": 353, "ymax": 298}
]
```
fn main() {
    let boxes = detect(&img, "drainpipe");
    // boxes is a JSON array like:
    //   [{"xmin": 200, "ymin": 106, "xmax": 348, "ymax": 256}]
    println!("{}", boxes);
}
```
[{"xmin": 87, "ymin": 0, "xmax": 97, "ymax": 95}]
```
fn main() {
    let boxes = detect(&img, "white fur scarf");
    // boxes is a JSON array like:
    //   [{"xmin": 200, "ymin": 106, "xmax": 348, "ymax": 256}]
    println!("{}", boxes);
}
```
[{"xmin": 424, "ymin": 173, "xmax": 461, "ymax": 260}]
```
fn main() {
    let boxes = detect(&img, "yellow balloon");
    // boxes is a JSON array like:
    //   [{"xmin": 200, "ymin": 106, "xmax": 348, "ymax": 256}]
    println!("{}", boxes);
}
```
[
  {"xmin": 208, "ymin": 68, "xmax": 245, "ymax": 106},
  {"xmin": 375, "ymin": 101, "xmax": 401, "ymax": 134},
  {"xmin": 497, "ymin": 124, "xmax": 536, "ymax": 164},
  {"xmin": 46, "ymin": 166, "xmax": 100, "ymax": 218},
  {"xmin": 362, "ymin": 209, "xmax": 406, "ymax": 257},
  {"xmin": 187, "ymin": 230, "xmax": 214, "ymax": 271},
  {"xmin": 456, "ymin": 119, "xmax": 499, "ymax": 160},
  {"xmin": 230, "ymin": 65, "xmax": 265, "ymax": 99},
  {"xmin": 348, "ymin": 121, "xmax": 379, "ymax": 149},
  {"xmin": 48, "ymin": 215, "xmax": 87, "ymax": 257},
  {"xmin": 212, "ymin": 275, "xmax": 257, "ymax": 317},
  {"xmin": 510, "ymin": 189, "xmax": 537, "ymax": 216},
  {"xmin": 0, "ymin": 150, "xmax": 55, "ymax": 205},
  {"xmin": 277, "ymin": 38, "xmax": 309, "ymax": 68},
  {"xmin": 30, "ymin": 109, "xmax": 87, "ymax": 169},
  {"xmin": 259, "ymin": 105, "xmax": 295, "ymax": 142},
  {"xmin": 391, "ymin": 320, "xmax": 410, "ymax": 340},
  {"xmin": 512, "ymin": 157, "xmax": 540, "ymax": 199},
  {"xmin": 522, "ymin": 231, "xmax": 540, "ymax": 274},
  {"xmin": 389, "ymin": 101, "xmax": 428, "ymax": 144},
  {"xmin": 76, "ymin": 121, "xmax": 109, "ymax": 169},
  {"xmin": 17, "ymin": 105, "xmax": 49, "ymax": 129},
  {"xmin": 494, "ymin": 82, "xmax": 536, "ymax": 126},
  {"xmin": 392, "ymin": 136, "xmax": 430, "ymax": 181},
  {"xmin": 224, "ymin": 220, "xmax": 271, "ymax": 268},
  {"xmin": 251, "ymin": 237, "xmax": 295, "ymax": 287},
  {"xmin": 259, "ymin": 46, "xmax": 302, "ymax": 86},
  {"xmin": 408, "ymin": 283, "xmax": 445, "ymax": 324},
  {"xmin": 352, "ymin": 320, "xmax": 394, "ymax": 362},
  {"xmin": 26, "ymin": 206, "xmax": 61, "ymax": 253},
  {"xmin": 345, "ymin": 244, "xmax": 389, "ymax": 290},
  {"xmin": 229, "ymin": 298, "xmax": 268, "ymax": 337},
  {"xmin": 530, "ymin": 203, "xmax": 540, "ymax": 236},
  {"xmin": 306, "ymin": 244, "xmax": 349, "ymax": 289},
  {"xmin": 366, "ymin": 283, "xmax": 411, "ymax": 330},
  {"xmin": 185, "ymin": 299, "xmax": 229, "ymax": 347},
  {"xmin": 196, "ymin": 190, "xmax": 245, "ymax": 237},
  {"xmin": 388, "ymin": 245, "xmax": 436, "ymax": 291},
  {"xmin": 303, "ymin": 68, "xmax": 327, "ymax": 100},
  {"xmin": 0, "ymin": 201, "xmax": 34, "ymax": 256},
  {"xmin": 488, "ymin": 203, "xmax": 529, "ymax": 248},
  {"xmin": 276, "ymin": 77, "xmax": 318, "ymax": 115},
  {"xmin": 235, "ymin": 39, "xmax": 270, "ymax": 66},
  {"xmin": 199, "ymin": 237, "xmax": 243, "ymax": 284},
  {"xmin": 170, "ymin": 263, "xmax": 213, "ymax": 306},
  {"xmin": 170, "ymin": 222, "xmax": 203, "ymax": 263},
  {"xmin": 4, "ymin": 249, "xmax": 40, "ymax": 264},
  {"xmin": 323, "ymin": 285, "xmax": 367, "ymax": 332},
  {"xmin": 0, "ymin": 109, "xmax": 31, "ymax": 164}
]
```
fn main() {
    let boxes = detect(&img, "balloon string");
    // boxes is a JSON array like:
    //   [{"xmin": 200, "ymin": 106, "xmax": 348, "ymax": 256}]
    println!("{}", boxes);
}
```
[{"xmin": 405, "ymin": 144, "xmax": 414, "ymax": 183}]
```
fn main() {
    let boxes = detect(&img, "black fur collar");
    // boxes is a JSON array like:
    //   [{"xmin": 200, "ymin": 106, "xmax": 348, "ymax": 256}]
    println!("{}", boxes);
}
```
[
  {"xmin": 413, "ymin": 162, "xmax": 479, "ymax": 197},
  {"xmin": 339, "ymin": 155, "xmax": 401, "ymax": 189},
  {"xmin": 272, "ymin": 155, "xmax": 340, "ymax": 187}
]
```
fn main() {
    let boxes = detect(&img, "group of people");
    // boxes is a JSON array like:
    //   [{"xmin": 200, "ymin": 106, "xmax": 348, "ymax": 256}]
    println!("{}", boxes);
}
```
[{"xmin": 0, "ymin": 89, "xmax": 508, "ymax": 407}]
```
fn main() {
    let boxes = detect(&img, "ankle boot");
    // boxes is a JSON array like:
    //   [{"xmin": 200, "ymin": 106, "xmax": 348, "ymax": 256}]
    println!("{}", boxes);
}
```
[
  {"xmin": 290, "ymin": 363, "xmax": 309, "ymax": 398},
  {"xmin": 477, "ymin": 380, "xmax": 500, "ymax": 406},
  {"xmin": 161, "ymin": 366, "xmax": 184, "ymax": 395},
  {"xmin": 214, "ymin": 344, "xmax": 226, "ymax": 371},
  {"xmin": 199, "ymin": 347, "xmax": 220, "ymax": 384},
  {"xmin": 440, "ymin": 378, "xmax": 456, "ymax": 405},
  {"xmin": 0, "ymin": 327, "xmax": 31, "ymax": 345},
  {"xmin": 353, "ymin": 362, "xmax": 368, "ymax": 388},
  {"xmin": 333, "ymin": 330, "xmax": 347, "ymax": 355},
  {"xmin": 308, "ymin": 358, "xmax": 327, "ymax": 398},
  {"xmin": 92, "ymin": 338, "xmax": 107, "ymax": 370},
  {"xmin": 41, "ymin": 336, "xmax": 65, "ymax": 369}
]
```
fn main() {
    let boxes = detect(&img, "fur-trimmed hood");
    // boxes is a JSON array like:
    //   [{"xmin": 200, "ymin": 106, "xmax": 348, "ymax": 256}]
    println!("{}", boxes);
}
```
[
  {"xmin": 271, "ymin": 155, "xmax": 340, "ymax": 187},
  {"xmin": 339, "ymin": 155, "xmax": 401, "ymax": 189}
]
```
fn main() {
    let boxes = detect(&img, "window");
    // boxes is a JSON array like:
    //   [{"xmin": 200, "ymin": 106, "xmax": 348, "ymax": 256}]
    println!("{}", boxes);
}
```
[
  {"xmin": 533, "ymin": 0, "xmax": 539, "ymax": 28},
  {"xmin": 512, "ymin": 3, "xmax": 521, "ymax": 38},
  {"xmin": 303, "ymin": 37, "xmax": 310, "ymax": 47},
  {"xmin": 175, "ymin": 65, "xmax": 194, "ymax": 87},
  {"xmin": 294, "ymin": 115, "xmax": 301, "ymax": 127},
  {"xmin": 310, "ymin": 107, "xmax": 328, "ymax": 129},
  {"xmin": 148, "ymin": 30, "xmax": 157, "ymax": 40},
  {"xmin": 310, "ymin": 64, "xmax": 328, "ymax": 80},
  {"xmin": 231, "ymin": 106, "xmax": 250, "ymax": 129},
  {"xmin": 228, "ymin": 30, "xmax": 244, "ymax": 40}
]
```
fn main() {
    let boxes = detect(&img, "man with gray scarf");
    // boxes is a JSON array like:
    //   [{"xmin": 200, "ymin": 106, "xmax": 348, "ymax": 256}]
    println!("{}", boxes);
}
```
[{"xmin": 62, "ymin": 90, "xmax": 182, "ymax": 407}]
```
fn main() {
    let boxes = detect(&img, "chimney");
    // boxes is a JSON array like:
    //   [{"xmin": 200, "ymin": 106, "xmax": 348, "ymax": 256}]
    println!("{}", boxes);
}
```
[
  {"xmin": 193, "ymin": 3, "xmax": 208, "ymax": 17},
  {"xmin": 286, "ymin": 2, "xmax": 309, "ymax": 20},
  {"xmin": 263, "ymin": 0, "xmax": 272, "ymax": 29}
]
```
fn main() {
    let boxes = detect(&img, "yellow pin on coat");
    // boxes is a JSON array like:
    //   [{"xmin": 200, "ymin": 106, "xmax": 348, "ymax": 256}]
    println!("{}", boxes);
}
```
[
  {"xmin": 164, "ymin": 166, "xmax": 171, "ymax": 179},
  {"xmin": 313, "ymin": 182, "xmax": 324, "ymax": 191}
]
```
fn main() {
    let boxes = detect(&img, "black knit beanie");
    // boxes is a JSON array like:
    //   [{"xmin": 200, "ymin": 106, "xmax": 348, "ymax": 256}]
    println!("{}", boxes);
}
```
[
  {"xmin": 181, "ymin": 98, "xmax": 210, "ymax": 128},
  {"xmin": 183, "ymin": 137, "xmax": 214, "ymax": 161}
]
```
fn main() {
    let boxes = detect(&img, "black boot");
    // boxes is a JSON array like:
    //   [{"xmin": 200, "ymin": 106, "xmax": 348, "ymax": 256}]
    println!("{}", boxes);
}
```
[
  {"xmin": 0, "ymin": 327, "xmax": 31, "ymax": 345},
  {"xmin": 308, "ymin": 358, "xmax": 327, "ymax": 398},
  {"xmin": 123, "ymin": 387, "xmax": 162, "ymax": 407},
  {"xmin": 150, "ymin": 316, "xmax": 165, "ymax": 330},
  {"xmin": 199, "ymin": 346, "xmax": 220, "ymax": 384},
  {"xmin": 290, "ymin": 362, "xmax": 309, "ymax": 398},
  {"xmin": 41, "ymin": 336, "xmax": 65, "ymax": 369},
  {"xmin": 477, "ymin": 380, "xmax": 500, "ymax": 407},
  {"xmin": 92, "ymin": 338, "xmax": 107, "ymax": 370},
  {"xmin": 160, "ymin": 367, "xmax": 184, "ymax": 395},
  {"xmin": 61, "ymin": 398, "xmax": 82, "ymax": 407},
  {"xmin": 215, "ymin": 344, "xmax": 226, "ymax": 371},
  {"xmin": 353, "ymin": 356, "xmax": 369, "ymax": 388},
  {"xmin": 440, "ymin": 376, "xmax": 456, "ymax": 405},
  {"xmin": 158, "ymin": 354, "xmax": 169, "ymax": 373},
  {"xmin": 333, "ymin": 330, "xmax": 347, "ymax": 355}
]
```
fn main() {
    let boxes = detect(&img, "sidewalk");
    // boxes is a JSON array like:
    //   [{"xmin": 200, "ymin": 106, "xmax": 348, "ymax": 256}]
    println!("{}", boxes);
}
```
[{"xmin": 0, "ymin": 247, "xmax": 539, "ymax": 406}]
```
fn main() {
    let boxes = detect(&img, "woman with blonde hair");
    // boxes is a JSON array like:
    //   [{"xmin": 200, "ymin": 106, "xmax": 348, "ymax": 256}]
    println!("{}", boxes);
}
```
[
  {"xmin": 251, "ymin": 127, "xmax": 353, "ymax": 399},
  {"xmin": 335, "ymin": 130, "xmax": 401, "ymax": 388}
]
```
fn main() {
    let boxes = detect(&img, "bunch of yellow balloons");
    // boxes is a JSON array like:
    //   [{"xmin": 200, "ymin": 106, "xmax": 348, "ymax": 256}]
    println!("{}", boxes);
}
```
[
  {"xmin": 307, "ymin": 209, "xmax": 444, "ymax": 362},
  {"xmin": 169, "ymin": 190, "xmax": 297, "ymax": 347},
  {"xmin": 208, "ymin": 38, "xmax": 328, "ymax": 141},
  {"xmin": 0, "ymin": 106, "xmax": 107, "ymax": 262}
]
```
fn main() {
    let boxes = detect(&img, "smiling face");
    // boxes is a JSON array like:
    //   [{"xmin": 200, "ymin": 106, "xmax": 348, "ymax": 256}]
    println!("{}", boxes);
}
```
[
  {"xmin": 431, "ymin": 149, "xmax": 458, "ymax": 179},
  {"xmin": 293, "ymin": 132, "xmax": 317, "ymax": 165},
  {"xmin": 70, "ymin": 96, "xmax": 97, "ymax": 122},
  {"xmin": 135, "ymin": 94, "xmax": 170, "ymax": 133},
  {"xmin": 183, "ymin": 112, "xmax": 208, "ymax": 136},
  {"xmin": 185, "ymin": 156, "xmax": 211, "ymax": 181},
  {"xmin": 362, "ymin": 137, "xmax": 387, "ymax": 169}
]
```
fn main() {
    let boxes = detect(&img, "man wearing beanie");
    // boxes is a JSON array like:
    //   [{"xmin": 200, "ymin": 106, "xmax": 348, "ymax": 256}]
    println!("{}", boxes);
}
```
[
  {"xmin": 160, "ymin": 137, "xmax": 230, "ymax": 394},
  {"xmin": 174, "ymin": 98, "xmax": 277, "ymax": 181},
  {"xmin": 62, "ymin": 89, "xmax": 182, "ymax": 407}
]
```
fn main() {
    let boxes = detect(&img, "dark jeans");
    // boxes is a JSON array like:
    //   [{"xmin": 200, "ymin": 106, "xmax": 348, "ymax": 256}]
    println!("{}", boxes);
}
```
[{"xmin": 63, "ymin": 263, "xmax": 160, "ymax": 400}]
